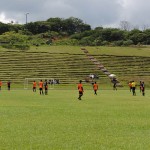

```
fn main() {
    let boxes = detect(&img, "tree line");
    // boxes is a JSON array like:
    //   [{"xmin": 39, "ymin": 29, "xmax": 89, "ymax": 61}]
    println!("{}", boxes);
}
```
[{"xmin": 0, "ymin": 17, "xmax": 150, "ymax": 49}]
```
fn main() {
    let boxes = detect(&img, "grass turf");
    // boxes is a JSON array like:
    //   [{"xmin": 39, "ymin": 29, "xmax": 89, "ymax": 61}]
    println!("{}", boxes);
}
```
[{"xmin": 0, "ymin": 89, "xmax": 150, "ymax": 150}]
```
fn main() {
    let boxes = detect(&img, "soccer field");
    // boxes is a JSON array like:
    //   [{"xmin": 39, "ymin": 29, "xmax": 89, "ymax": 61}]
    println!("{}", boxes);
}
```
[{"xmin": 0, "ymin": 89, "xmax": 150, "ymax": 150}]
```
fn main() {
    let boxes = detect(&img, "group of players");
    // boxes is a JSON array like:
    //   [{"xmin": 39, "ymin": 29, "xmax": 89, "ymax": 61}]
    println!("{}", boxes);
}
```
[
  {"xmin": 77, "ymin": 80, "xmax": 98, "ymax": 100},
  {"xmin": 0, "ymin": 80, "xmax": 11, "ymax": 91},
  {"xmin": 77, "ymin": 80, "xmax": 146, "ymax": 100},
  {"xmin": 31, "ymin": 79, "xmax": 98, "ymax": 99},
  {"xmin": 0, "ymin": 79, "xmax": 146, "ymax": 99},
  {"xmin": 128, "ymin": 81, "xmax": 145, "ymax": 96},
  {"xmin": 32, "ymin": 80, "xmax": 48, "ymax": 95}
]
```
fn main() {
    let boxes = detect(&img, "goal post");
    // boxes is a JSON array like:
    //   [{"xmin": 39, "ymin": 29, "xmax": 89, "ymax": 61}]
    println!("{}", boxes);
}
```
[{"xmin": 24, "ymin": 78, "xmax": 55, "ymax": 90}]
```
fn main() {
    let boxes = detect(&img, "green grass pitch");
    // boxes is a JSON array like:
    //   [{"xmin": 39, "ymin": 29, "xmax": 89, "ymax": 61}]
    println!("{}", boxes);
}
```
[{"xmin": 0, "ymin": 89, "xmax": 150, "ymax": 150}]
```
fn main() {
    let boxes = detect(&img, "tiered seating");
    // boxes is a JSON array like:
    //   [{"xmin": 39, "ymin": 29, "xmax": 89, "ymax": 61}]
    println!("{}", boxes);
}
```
[
  {"xmin": 94, "ymin": 55, "xmax": 150, "ymax": 82},
  {"xmin": 0, "ymin": 50, "xmax": 105, "ymax": 84},
  {"xmin": 0, "ymin": 47, "xmax": 150, "ymax": 85}
]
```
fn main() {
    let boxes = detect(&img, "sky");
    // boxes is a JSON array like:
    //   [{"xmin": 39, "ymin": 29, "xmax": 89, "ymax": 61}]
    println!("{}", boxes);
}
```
[{"xmin": 0, "ymin": 0, "xmax": 150, "ymax": 29}]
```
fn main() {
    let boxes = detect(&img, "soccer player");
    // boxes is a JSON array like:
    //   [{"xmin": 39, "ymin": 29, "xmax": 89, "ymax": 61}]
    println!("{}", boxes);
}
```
[
  {"xmin": 44, "ymin": 79, "xmax": 48, "ymax": 95},
  {"xmin": 78, "ymin": 80, "xmax": 84, "ymax": 100},
  {"xmin": 39, "ymin": 80, "xmax": 44, "ymax": 95},
  {"xmin": 7, "ymin": 81, "xmax": 11, "ymax": 91},
  {"xmin": 93, "ymin": 82, "xmax": 98, "ymax": 95},
  {"xmin": 33, "ymin": 81, "xmax": 36, "ymax": 92},
  {"xmin": 0, "ymin": 80, "xmax": 2, "ymax": 91},
  {"xmin": 141, "ymin": 82, "xmax": 145, "ymax": 96},
  {"xmin": 128, "ymin": 81, "xmax": 132, "ymax": 92},
  {"xmin": 113, "ymin": 82, "xmax": 117, "ymax": 90},
  {"xmin": 131, "ymin": 81, "xmax": 136, "ymax": 96},
  {"xmin": 139, "ymin": 81, "xmax": 142, "ymax": 93},
  {"xmin": 112, "ymin": 78, "xmax": 117, "ymax": 90}
]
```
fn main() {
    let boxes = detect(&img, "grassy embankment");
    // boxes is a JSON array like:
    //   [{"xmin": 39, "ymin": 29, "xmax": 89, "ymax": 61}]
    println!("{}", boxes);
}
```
[{"xmin": 0, "ymin": 46, "xmax": 149, "ymax": 89}]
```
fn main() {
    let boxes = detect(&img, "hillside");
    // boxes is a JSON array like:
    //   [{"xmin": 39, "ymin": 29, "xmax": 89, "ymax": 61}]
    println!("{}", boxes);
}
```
[{"xmin": 0, "ymin": 46, "xmax": 150, "ymax": 87}]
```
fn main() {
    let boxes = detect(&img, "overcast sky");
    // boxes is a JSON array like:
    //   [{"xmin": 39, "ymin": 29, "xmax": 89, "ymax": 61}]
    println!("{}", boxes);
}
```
[{"xmin": 0, "ymin": 0, "xmax": 150, "ymax": 28}]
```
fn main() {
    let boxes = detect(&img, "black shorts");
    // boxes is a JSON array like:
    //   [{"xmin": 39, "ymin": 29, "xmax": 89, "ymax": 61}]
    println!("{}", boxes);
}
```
[{"xmin": 79, "ymin": 91, "xmax": 83, "ymax": 95}]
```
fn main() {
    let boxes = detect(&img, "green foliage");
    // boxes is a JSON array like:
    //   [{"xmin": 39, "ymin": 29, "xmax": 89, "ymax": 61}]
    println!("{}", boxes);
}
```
[
  {"xmin": 0, "ymin": 31, "xmax": 28, "ymax": 44},
  {"xmin": 0, "ymin": 22, "xmax": 22, "ymax": 35},
  {"xmin": 101, "ymin": 40, "xmax": 110, "ymax": 46},
  {"xmin": 71, "ymin": 28, "xmax": 128, "ymax": 46},
  {"xmin": 129, "ymin": 31, "xmax": 147, "ymax": 45},
  {"xmin": 0, "ymin": 31, "xmax": 30, "ymax": 50},
  {"xmin": 101, "ymin": 28, "xmax": 112, "ymax": 41},
  {"xmin": 110, "ymin": 30, "xmax": 125, "ymax": 41},
  {"xmin": 93, "ymin": 38, "xmax": 103, "ymax": 46},
  {"xmin": 123, "ymin": 40, "xmax": 134, "ymax": 46},
  {"xmin": 0, "ymin": 22, "xmax": 11, "ymax": 34},
  {"xmin": 143, "ymin": 29, "xmax": 150, "ymax": 44},
  {"xmin": 113, "ymin": 40, "xmax": 123, "ymax": 46},
  {"xmin": 25, "ymin": 21, "xmax": 51, "ymax": 34},
  {"xmin": 71, "ymin": 30, "xmax": 94, "ymax": 40},
  {"xmin": 1, "ymin": 17, "xmax": 150, "ymax": 46},
  {"xmin": 13, "ymin": 44, "xmax": 30, "ymax": 50},
  {"xmin": 62, "ymin": 17, "xmax": 91, "ymax": 35},
  {"xmin": 111, "ymin": 40, "xmax": 133, "ymax": 47},
  {"xmin": 30, "ymin": 37, "xmax": 46, "ymax": 46},
  {"xmin": 53, "ymin": 38, "xmax": 79, "ymax": 46},
  {"xmin": 79, "ymin": 36, "xmax": 95, "ymax": 46},
  {"xmin": 25, "ymin": 17, "xmax": 91, "ymax": 36},
  {"xmin": 2, "ymin": 43, "xmax": 30, "ymax": 50}
]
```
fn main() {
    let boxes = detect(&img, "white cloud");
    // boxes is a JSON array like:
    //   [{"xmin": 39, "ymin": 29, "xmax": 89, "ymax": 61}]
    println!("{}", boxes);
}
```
[
  {"xmin": 0, "ymin": 13, "xmax": 10, "ymax": 23},
  {"xmin": 0, "ymin": 0, "xmax": 150, "ymax": 28},
  {"xmin": 119, "ymin": 0, "xmax": 150, "ymax": 26}
]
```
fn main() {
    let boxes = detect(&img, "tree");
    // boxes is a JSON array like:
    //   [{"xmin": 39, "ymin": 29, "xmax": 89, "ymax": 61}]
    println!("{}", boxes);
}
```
[
  {"xmin": 79, "ymin": 36, "xmax": 95, "ymax": 46},
  {"xmin": 63, "ymin": 17, "xmax": 91, "ymax": 35},
  {"xmin": 0, "ymin": 22, "xmax": 10, "ymax": 34},
  {"xmin": 47, "ymin": 17, "xmax": 64, "ymax": 32},
  {"xmin": 128, "ymin": 29, "xmax": 147, "ymax": 44},
  {"xmin": 110, "ymin": 29, "xmax": 125, "ymax": 41},
  {"xmin": 143, "ymin": 29, "xmax": 150, "ymax": 44},
  {"xmin": 25, "ymin": 21, "xmax": 51, "ymax": 34},
  {"xmin": 101, "ymin": 28, "xmax": 112, "ymax": 42},
  {"xmin": 120, "ymin": 21, "xmax": 131, "ymax": 31}
]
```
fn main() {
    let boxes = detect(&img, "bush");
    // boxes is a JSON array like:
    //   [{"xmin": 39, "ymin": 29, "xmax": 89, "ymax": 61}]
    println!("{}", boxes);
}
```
[
  {"xmin": 79, "ymin": 36, "xmax": 95, "ymax": 46},
  {"xmin": 13, "ymin": 44, "xmax": 30, "ymax": 50},
  {"xmin": 30, "ymin": 37, "xmax": 46, "ymax": 46},
  {"xmin": 123, "ymin": 40, "xmax": 133, "ymax": 46},
  {"xmin": 113, "ymin": 40, "xmax": 123, "ymax": 46},
  {"xmin": 2, "ymin": 44, "xmax": 13, "ymax": 49},
  {"xmin": 52, "ymin": 39, "xmax": 79, "ymax": 46},
  {"xmin": 2, "ymin": 43, "xmax": 30, "ymax": 50},
  {"xmin": 101, "ymin": 41, "xmax": 109, "ymax": 46},
  {"xmin": 93, "ymin": 39, "xmax": 102, "ymax": 46}
]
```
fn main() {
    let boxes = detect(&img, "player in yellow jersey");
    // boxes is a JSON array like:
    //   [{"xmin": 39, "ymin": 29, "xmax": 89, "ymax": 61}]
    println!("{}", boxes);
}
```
[{"xmin": 131, "ymin": 81, "xmax": 136, "ymax": 96}]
